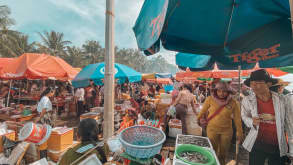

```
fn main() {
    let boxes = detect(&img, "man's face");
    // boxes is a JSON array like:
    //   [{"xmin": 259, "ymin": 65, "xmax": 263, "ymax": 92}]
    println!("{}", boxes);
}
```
[{"xmin": 250, "ymin": 80, "xmax": 270, "ymax": 94}]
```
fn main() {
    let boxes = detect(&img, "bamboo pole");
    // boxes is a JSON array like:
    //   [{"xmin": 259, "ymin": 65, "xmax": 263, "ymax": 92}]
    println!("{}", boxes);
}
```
[{"xmin": 103, "ymin": 0, "xmax": 115, "ymax": 139}]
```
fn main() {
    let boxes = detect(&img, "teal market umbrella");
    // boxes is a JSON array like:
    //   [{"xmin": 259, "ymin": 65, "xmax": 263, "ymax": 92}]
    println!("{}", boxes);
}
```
[
  {"xmin": 134, "ymin": 0, "xmax": 293, "ymax": 67},
  {"xmin": 280, "ymin": 66, "xmax": 293, "ymax": 73},
  {"xmin": 72, "ymin": 62, "xmax": 142, "ymax": 88},
  {"xmin": 176, "ymin": 52, "xmax": 293, "ymax": 70}
]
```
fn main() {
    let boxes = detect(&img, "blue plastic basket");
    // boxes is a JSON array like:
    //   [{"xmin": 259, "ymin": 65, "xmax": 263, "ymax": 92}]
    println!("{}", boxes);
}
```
[{"xmin": 119, "ymin": 125, "xmax": 166, "ymax": 158}]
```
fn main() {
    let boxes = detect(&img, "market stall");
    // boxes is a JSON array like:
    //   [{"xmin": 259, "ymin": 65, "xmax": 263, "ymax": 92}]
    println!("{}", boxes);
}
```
[{"xmin": 0, "ymin": 53, "xmax": 78, "ymax": 118}]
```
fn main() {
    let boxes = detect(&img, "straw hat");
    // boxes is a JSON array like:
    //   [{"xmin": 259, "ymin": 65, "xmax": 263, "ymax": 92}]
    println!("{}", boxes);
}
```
[{"xmin": 271, "ymin": 79, "xmax": 290, "ymax": 87}]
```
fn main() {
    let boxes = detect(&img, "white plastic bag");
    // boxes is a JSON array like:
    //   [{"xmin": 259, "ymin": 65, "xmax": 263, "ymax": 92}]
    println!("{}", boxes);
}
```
[
  {"xmin": 167, "ymin": 106, "xmax": 176, "ymax": 117},
  {"xmin": 107, "ymin": 136, "xmax": 122, "ymax": 153},
  {"xmin": 0, "ymin": 122, "xmax": 7, "ymax": 135}
]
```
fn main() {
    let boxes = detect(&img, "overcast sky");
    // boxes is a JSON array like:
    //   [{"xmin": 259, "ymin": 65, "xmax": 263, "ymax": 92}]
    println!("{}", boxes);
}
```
[{"xmin": 3, "ymin": 0, "xmax": 176, "ymax": 64}]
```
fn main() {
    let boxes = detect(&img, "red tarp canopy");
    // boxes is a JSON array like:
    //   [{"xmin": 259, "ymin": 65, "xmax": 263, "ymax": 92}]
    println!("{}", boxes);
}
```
[{"xmin": 0, "ymin": 53, "xmax": 78, "ymax": 81}]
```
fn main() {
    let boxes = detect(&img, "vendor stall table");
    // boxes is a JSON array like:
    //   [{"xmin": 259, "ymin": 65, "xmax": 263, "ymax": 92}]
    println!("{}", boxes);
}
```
[
  {"xmin": 0, "ymin": 114, "xmax": 36, "ymax": 122},
  {"xmin": 14, "ymin": 96, "xmax": 38, "ymax": 105}
]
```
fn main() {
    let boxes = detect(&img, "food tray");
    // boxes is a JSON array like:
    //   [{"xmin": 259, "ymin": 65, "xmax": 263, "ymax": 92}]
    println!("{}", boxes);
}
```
[
  {"xmin": 173, "ymin": 149, "xmax": 220, "ymax": 165},
  {"xmin": 176, "ymin": 134, "xmax": 213, "ymax": 151}
]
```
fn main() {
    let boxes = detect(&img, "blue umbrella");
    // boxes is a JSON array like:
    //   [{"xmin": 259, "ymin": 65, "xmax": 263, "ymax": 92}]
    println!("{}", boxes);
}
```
[
  {"xmin": 134, "ymin": 0, "xmax": 293, "ymax": 67},
  {"xmin": 72, "ymin": 62, "xmax": 142, "ymax": 88}
]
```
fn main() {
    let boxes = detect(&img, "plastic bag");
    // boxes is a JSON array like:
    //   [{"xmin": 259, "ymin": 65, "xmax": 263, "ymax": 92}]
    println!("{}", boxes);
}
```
[
  {"xmin": 107, "ymin": 136, "xmax": 122, "ymax": 153},
  {"xmin": 167, "ymin": 106, "xmax": 176, "ymax": 117},
  {"xmin": 0, "ymin": 122, "xmax": 8, "ymax": 135}
]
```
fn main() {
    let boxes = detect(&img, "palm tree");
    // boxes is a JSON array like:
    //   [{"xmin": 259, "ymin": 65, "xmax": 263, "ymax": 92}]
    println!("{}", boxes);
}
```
[
  {"xmin": 0, "ymin": 5, "xmax": 19, "ymax": 57},
  {"xmin": 0, "ymin": 32, "xmax": 36, "ymax": 57},
  {"xmin": 0, "ymin": 5, "xmax": 15, "ymax": 29},
  {"xmin": 82, "ymin": 40, "xmax": 105, "ymax": 63},
  {"xmin": 0, "ymin": 28, "xmax": 22, "ymax": 57},
  {"xmin": 65, "ymin": 46, "xmax": 84, "ymax": 67},
  {"xmin": 13, "ymin": 34, "xmax": 36, "ymax": 55},
  {"xmin": 37, "ymin": 31, "xmax": 71, "ymax": 57}
]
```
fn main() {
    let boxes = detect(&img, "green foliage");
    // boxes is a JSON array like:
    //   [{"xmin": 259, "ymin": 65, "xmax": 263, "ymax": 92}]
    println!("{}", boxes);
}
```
[
  {"xmin": 37, "ymin": 30, "xmax": 72, "ymax": 57},
  {"xmin": 0, "ymin": 5, "xmax": 178, "ymax": 73},
  {"xmin": 0, "ymin": 5, "xmax": 14, "ymax": 28}
]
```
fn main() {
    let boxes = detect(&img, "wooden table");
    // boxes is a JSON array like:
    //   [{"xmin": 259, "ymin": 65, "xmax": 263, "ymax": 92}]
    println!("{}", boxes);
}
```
[
  {"xmin": 14, "ymin": 96, "xmax": 38, "ymax": 105},
  {"xmin": 0, "ymin": 113, "xmax": 36, "ymax": 122}
]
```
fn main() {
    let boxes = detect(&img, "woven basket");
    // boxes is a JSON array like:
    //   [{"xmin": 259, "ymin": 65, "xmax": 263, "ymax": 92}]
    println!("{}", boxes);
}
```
[{"xmin": 119, "ymin": 125, "xmax": 166, "ymax": 158}]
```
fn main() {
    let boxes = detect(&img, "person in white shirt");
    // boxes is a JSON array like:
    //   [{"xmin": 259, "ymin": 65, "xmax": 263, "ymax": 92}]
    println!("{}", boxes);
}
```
[
  {"xmin": 241, "ymin": 69, "xmax": 293, "ymax": 165},
  {"xmin": 75, "ymin": 88, "xmax": 85, "ymax": 117}
]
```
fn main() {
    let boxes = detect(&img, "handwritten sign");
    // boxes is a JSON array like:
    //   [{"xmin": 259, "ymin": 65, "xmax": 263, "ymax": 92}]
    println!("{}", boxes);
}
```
[{"xmin": 229, "ymin": 44, "xmax": 280, "ymax": 63}]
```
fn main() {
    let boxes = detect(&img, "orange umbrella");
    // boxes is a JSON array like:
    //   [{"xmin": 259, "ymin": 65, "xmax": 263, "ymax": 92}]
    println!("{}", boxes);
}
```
[
  {"xmin": 242, "ymin": 63, "xmax": 288, "ymax": 77},
  {"xmin": 0, "ymin": 58, "xmax": 14, "ymax": 68},
  {"xmin": 176, "ymin": 69, "xmax": 199, "ymax": 82},
  {"xmin": 191, "ymin": 64, "xmax": 240, "ymax": 78},
  {"xmin": 179, "ymin": 63, "xmax": 287, "ymax": 79},
  {"xmin": 0, "ymin": 53, "xmax": 78, "ymax": 81}
]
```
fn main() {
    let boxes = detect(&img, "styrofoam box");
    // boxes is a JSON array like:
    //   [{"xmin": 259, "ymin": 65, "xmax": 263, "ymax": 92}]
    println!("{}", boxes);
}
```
[
  {"xmin": 169, "ymin": 127, "xmax": 182, "ymax": 138},
  {"xmin": 176, "ymin": 134, "xmax": 213, "ymax": 151}
]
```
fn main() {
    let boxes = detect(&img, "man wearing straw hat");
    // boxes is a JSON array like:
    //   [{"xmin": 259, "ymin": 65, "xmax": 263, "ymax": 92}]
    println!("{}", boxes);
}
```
[
  {"xmin": 241, "ymin": 69, "xmax": 293, "ymax": 165},
  {"xmin": 269, "ymin": 79, "xmax": 290, "ymax": 95}
]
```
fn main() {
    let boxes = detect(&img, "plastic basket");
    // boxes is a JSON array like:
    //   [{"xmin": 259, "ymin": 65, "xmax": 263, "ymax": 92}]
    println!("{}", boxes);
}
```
[
  {"xmin": 175, "ymin": 144, "xmax": 216, "ymax": 165},
  {"xmin": 119, "ymin": 125, "xmax": 166, "ymax": 158}
]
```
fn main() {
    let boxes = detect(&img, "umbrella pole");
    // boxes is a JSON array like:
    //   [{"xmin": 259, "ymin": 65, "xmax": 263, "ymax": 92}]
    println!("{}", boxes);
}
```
[
  {"xmin": 6, "ymin": 80, "xmax": 12, "ymax": 107},
  {"xmin": 18, "ymin": 81, "xmax": 20, "ymax": 104},
  {"xmin": 236, "ymin": 65, "xmax": 242, "ymax": 165},
  {"xmin": 103, "ymin": 0, "xmax": 115, "ymax": 140},
  {"xmin": 205, "ymin": 82, "xmax": 208, "ymax": 97},
  {"xmin": 238, "ymin": 65, "xmax": 241, "ymax": 101},
  {"xmin": 26, "ymin": 79, "xmax": 29, "ymax": 92}
]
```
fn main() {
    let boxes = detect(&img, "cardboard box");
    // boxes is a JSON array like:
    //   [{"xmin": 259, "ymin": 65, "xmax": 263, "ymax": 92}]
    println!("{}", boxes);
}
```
[{"xmin": 48, "ymin": 127, "xmax": 73, "ymax": 151}]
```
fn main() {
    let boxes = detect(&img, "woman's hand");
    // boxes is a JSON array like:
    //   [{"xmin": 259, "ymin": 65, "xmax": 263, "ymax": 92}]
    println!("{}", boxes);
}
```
[{"xmin": 34, "ymin": 117, "xmax": 40, "ymax": 123}]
